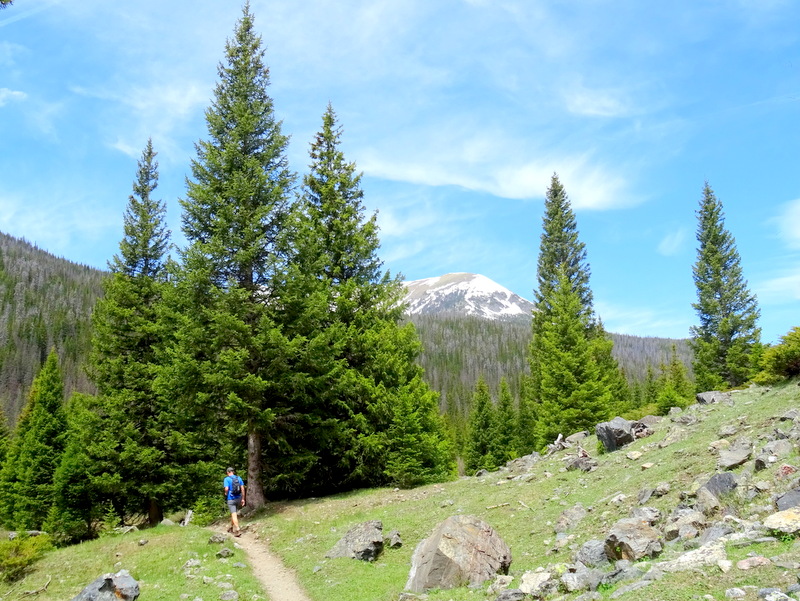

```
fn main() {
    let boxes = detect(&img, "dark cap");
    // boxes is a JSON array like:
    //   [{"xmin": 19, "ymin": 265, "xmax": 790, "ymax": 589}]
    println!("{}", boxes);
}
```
[{"xmin": 226, "ymin": 467, "xmax": 235, "ymax": 473}]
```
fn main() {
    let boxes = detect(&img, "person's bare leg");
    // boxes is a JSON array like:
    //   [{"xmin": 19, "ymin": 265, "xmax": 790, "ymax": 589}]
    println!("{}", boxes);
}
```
[{"xmin": 231, "ymin": 510, "xmax": 240, "ymax": 535}]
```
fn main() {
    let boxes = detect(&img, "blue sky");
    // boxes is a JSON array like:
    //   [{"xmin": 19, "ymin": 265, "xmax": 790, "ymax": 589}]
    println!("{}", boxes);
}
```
[{"xmin": 1, "ymin": 0, "xmax": 798, "ymax": 343}]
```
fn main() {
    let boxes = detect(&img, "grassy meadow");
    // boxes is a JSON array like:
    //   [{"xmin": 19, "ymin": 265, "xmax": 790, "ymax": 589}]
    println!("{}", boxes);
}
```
[{"xmin": 2, "ymin": 381, "xmax": 799, "ymax": 600}]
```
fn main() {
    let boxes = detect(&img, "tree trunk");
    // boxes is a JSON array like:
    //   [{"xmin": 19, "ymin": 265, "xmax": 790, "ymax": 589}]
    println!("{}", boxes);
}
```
[
  {"xmin": 148, "ymin": 498, "xmax": 163, "ymax": 526},
  {"xmin": 246, "ymin": 423, "xmax": 266, "ymax": 509}
]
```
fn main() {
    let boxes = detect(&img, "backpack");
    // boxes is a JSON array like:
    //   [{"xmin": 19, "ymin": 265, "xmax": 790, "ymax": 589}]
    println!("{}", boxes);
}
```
[{"xmin": 229, "ymin": 476, "xmax": 241, "ymax": 497}]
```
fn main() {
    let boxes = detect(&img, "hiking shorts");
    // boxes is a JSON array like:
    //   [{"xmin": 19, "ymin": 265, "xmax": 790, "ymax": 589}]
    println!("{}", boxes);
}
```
[{"xmin": 227, "ymin": 498, "xmax": 241, "ymax": 514}]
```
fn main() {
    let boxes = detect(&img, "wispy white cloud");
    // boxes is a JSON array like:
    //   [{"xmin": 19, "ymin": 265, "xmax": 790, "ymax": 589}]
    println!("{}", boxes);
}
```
[
  {"xmin": 0, "ymin": 88, "xmax": 26, "ymax": 106},
  {"xmin": 755, "ymin": 268, "xmax": 800, "ymax": 303},
  {"xmin": 596, "ymin": 300, "xmax": 691, "ymax": 339},
  {"xmin": 562, "ymin": 81, "xmax": 631, "ymax": 118},
  {"xmin": 772, "ymin": 198, "xmax": 800, "ymax": 249},
  {"xmin": 657, "ymin": 227, "xmax": 688, "ymax": 256}
]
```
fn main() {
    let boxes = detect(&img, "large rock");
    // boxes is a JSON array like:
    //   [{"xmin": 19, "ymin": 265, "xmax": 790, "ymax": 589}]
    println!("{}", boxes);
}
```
[
  {"xmin": 664, "ymin": 508, "xmax": 707, "ymax": 541},
  {"xmin": 326, "ymin": 520, "xmax": 384, "ymax": 562},
  {"xmin": 696, "ymin": 391, "xmax": 731, "ymax": 404},
  {"xmin": 576, "ymin": 539, "xmax": 610, "ymax": 568},
  {"xmin": 595, "ymin": 417, "xmax": 635, "ymax": 452},
  {"xmin": 657, "ymin": 541, "xmax": 727, "ymax": 573},
  {"xmin": 604, "ymin": 518, "xmax": 663, "ymax": 561},
  {"xmin": 718, "ymin": 438, "xmax": 752, "ymax": 470},
  {"xmin": 763, "ymin": 507, "xmax": 800, "ymax": 534},
  {"xmin": 555, "ymin": 503, "xmax": 587, "ymax": 533},
  {"xmin": 405, "ymin": 515, "xmax": 511, "ymax": 593},
  {"xmin": 776, "ymin": 489, "xmax": 800, "ymax": 511},
  {"xmin": 70, "ymin": 570, "xmax": 140, "ymax": 601}
]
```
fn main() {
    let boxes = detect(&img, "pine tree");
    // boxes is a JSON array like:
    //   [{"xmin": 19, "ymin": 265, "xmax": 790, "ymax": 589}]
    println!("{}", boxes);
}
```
[
  {"xmin": 11, "ymin": 351, "xmax": 67, "ymax": 529},
  {"xmin": 493, "ymin": 378, "xmax": 516, "ymax": 465},
  {"xmin": 44, "ymin": 393, "xmax": 104, "ymax": 543},
  {"xmin": 535, "ymin": 270, "xmax": 611, "ymax": 447},
  {"xmin": 515, "ymin": 376, "xmax": 537, "ymax": 455},
  {"xmin": 690, "ymin": 182, "xmax": 761, "ymax": 390},
  {"xmin": 528, "ymin": 174, "xmax": 618, "ymax": 447},
  {"xmin": 89, "ymin": 139, "xmax": 182, "ymax": 525},
  {"xmin": 168, "ymin": 4, "xmax": 295, "ymax": 509},
  {"xmin": 264, "ymin": 104, "xmax": 453, "ymax": 494},
  {"xmin": 464, "ymin": 378, "xmax": 498, "ymax": 473}
]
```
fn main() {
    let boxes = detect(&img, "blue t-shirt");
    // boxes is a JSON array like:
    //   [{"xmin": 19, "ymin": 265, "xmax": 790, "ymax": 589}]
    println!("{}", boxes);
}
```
[{"xmin": 224, "ymin": 475, "xmax": 244, "ymax": 501}]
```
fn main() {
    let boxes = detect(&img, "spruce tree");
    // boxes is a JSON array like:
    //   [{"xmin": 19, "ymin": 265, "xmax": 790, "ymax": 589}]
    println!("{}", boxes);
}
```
[
  {"xmin": 528, "ymin": 174, "xmax": 619, "ymax": 448},
  {"xmin": 514, "ymin": 376, "xmax": 537, "ymax": 455},
  {"xmin": 691, "ymin": 182, "xmax": 761, "ymax": 390},
  {"xmin": 169, "ymin": 4, "xmax": 294, "ymax": 509},
  {"xmin": 265, "ymin": 104, "xmax": 453, "ymax": 494},
  {"xmin": 535, "ymin": 270, "xmax": 611, "ymax": 446},
  {"xmin": 89, "ymin": 139, "xmax": 184, "ymax": 525},
  {"xmin": 493, "ymin": 378, "xmax": 516, "ymax": 465},
  {"xmin": 11, "ymin": 350, "xmax": 67, "ymax": 529},
  {"xmin": 464, "ymin": 378, "xmax": 498, "ymax": 473}
]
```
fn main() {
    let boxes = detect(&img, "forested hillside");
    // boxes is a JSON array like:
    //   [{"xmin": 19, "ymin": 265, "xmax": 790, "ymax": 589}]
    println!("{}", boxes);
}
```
[
  {"xmin": 409, "ymin": 313, "xmax": 692, "ymax": 413},
  {"xmin": 0, "ymin": 228, "xmax": 692, "ymax": 429},
  {"xmin": 0, "ymin": 232, "xmax": 103, "ymax": 423}
]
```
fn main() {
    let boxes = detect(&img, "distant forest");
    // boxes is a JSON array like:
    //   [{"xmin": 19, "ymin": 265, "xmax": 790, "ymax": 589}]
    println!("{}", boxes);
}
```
[
  {"xmin": 0, "ymin": 230, "xmax": 690, "ymax": 426},
  {"xmin": 409, "ymin": 313, "xmax": 692, "ymax": 414},
  {"xmin": 0, "ymin": 232, "xmax": 103, "ymax": 423}
]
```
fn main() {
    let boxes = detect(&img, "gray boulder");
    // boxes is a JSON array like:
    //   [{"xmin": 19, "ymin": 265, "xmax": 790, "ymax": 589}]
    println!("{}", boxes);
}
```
[
  {"xmin": 555, "ymin": 503, "xmax": 587, "ymax": 533},
  {"xmin": 776, "ymin": 489, "xmax": 800, "ymax": 511},
  {"xmin": 326, "ymin": 520, "xmax": 384, "ymax": 561},
  {"xmin": 664, "ymin": 508, "xmax": 706, "ymax": 541},
  {"xmin": 576, "ymin": 539, "xmax": 610, "ymax": 568},
  {"xmin": 701, "ymin": 472, "xmax": 738, "ymax": 499},
  {"xmin": 604, "ymin": 518, "xmax": 663, "ymax": 561},
  {"xmin": 718, "ymin": 437, "xmax": 752, "ymax": 470},
  {"xmin": 405, "ymin": 515, "xmax": 511, "ymax": 593},
  {"xmin": 70, "ymin": 570, "xmax": 140, "ymax": 601},
  {"xmin": 696, "ymin": 391, "xmax": 731, "ymax": 404},
  {"xmin": 595, "ymin": 417, "xmax": 635, "ymax": 452},
  {"xmin": 561, "ymin": 563, "xmax": 603, "ymax": 593},
  {"xmin": 657, "ymin": 541, "xmax": 727, "ymax": 572}
]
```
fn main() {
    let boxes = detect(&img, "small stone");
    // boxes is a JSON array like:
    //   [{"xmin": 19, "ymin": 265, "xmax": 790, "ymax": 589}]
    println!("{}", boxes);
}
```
[
  {"xmin": 641, "ymin": 462, "xmax": 655, "ymax": 470},
  {"xmin": 718, "ymin": 559, "xmax": 733, "ymax": 572},
  {"xmin": 183, "ymin": 559, "xmax": 202, "ymax": 569},
  {"xmin": 736, "ymin": 556, "xmax": 771, "ymax": 570},
  {"xmin": 219, "ymin": 591, "xmax": 239, "ymax": 601},
  {"xmin": 138, "ymin": 539, "xmax": 148, "ymax": 546},
  {"xmin": 216, "ymin": 548, "xmax": 235, "ymax": 559},
  {"xmin": 725, "ymin": 588, "xmax": 746, "ymax": 599},
  {"xmin": 626, "ymin": 451, "xmax": 643, "ymax": 461}
]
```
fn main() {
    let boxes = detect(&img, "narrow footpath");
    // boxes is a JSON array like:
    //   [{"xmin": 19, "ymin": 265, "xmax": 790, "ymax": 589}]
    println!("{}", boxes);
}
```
[{"xmin": 212, "ymin": 525, "xmax": 313, "ymax": 601}]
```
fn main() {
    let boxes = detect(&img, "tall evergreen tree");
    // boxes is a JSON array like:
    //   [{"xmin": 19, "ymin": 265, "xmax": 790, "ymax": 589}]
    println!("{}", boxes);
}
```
[
  {"xmin": 89, "ymin": 139, "xmax": 187, "ymax": 525},
  {"xmin": 464, "ymin": 378, "xmax": 498, "ymax": 473},
  {"xmin": 493, "ymin": 378, "xmax": 516, "ymax": 465},
  {"xmin": 264, "ymin": 104, "xmax": 453, "ymax": 494},
  {"xmin": 528, "ymin": 174, "xmax": 618, "ymax": 448},
  {"xmin": 535, "ymin": 270, "xmax": 611, "ymax": 446},
  {"xmin": 514, "ymin": 376, "xmax": 537, "ymax": 455},
  {"xmin": 690, "ymin": 182, "xmax": 761, "ymax": 390},
  {"xmin": 6, "ymin": 351, "xmax": 66, "ymax": 529},
  {"xmin": 167, "ymin": 4, "xmax": 295, "ymax": 509}
]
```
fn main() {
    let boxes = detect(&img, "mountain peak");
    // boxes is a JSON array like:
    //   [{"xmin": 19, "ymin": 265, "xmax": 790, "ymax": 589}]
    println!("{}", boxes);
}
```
[{"xmin": 403, "ymin": 273, "xmax": 535, "ymax": 320}]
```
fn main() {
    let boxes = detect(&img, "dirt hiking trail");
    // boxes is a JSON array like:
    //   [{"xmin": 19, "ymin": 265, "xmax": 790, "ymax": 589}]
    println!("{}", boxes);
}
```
[{"xmin": 211, "ymin": 524, "xmax": 312, "ymax": 601}]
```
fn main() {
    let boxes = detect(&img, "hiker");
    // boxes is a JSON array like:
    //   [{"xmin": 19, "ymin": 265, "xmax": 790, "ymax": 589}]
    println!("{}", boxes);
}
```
[{"xmin": 224, "ymin": 466, "xmax": 246, "ymax": 536}]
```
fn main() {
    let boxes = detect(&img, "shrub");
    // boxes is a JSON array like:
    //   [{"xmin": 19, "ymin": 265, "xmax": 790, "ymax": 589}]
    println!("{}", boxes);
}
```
[
  {"xmin": 0, "ymin": 534, "xmax": 54, "ymax": 582},
  {"xmin": 755, "ymin": 327, "xmax": 800, "ymax": 384},
  {"xmin": 191, "ymin": 495, "xmax": 227, "ymax": 527}
]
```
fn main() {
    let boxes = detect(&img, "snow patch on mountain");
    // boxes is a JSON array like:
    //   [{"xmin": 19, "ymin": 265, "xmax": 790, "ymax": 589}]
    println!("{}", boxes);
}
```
[{"xmin": 403, "ymin": 273, "xmax": 535, "ymax": 320}]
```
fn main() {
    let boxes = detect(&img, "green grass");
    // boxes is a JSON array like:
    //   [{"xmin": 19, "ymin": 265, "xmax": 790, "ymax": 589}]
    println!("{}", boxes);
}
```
[
  {"xmin": 0, "ymin": 525, "xmax": 265, "ymax": 601},
  {"xmin": 3, "ymin": 381, "xmax": 800, "ymax": 601}
]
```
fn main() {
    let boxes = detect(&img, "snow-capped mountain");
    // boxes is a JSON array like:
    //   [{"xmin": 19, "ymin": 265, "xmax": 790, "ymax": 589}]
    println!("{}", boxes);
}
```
[{"xmin": 402, "ymin": 273, "xmax": 535, "ymax": 320}]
